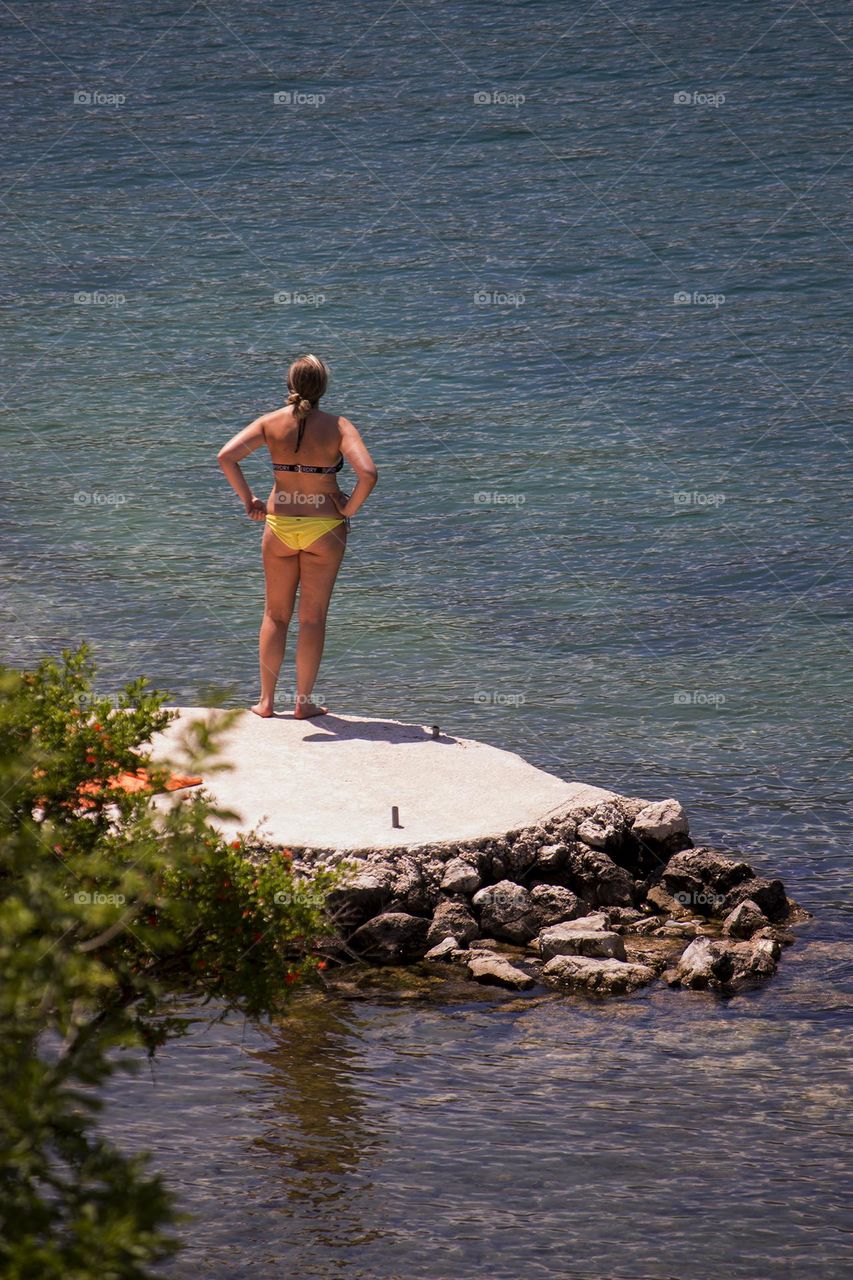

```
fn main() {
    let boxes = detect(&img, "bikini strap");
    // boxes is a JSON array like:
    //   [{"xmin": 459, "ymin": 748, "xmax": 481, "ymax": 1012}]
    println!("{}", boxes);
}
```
[{"xmin": 271, "ymin": 454, "xmax": 344, "ymax": 474}]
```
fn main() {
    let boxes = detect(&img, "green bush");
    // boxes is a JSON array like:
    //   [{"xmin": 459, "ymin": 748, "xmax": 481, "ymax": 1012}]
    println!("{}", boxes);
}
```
[{"xmin": 0, "ymin": 647, "xmax": 341, "ymax": 1277}]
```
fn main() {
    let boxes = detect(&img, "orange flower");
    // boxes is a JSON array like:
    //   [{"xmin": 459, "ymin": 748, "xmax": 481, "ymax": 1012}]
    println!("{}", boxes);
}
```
[
  {"xmin": 316, "ymin": 960, "xmax": 327, "ymax": 970},
  {"xmin": 280, "ymin": 848, "xmax": 293, "ymax": 860},
  {"xmin": 231, "ymin": 840, "xmax": 241, "ymax": 850},
  {"xmin": 86, "ymin": 752, "xmax": 97, "ymax": 764}
]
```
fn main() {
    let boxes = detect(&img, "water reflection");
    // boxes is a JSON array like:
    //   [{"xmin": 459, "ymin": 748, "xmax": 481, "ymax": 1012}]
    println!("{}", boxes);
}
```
[
  {"xmin": 92, "ymin": 919, "xmax": 853, "ymax": 1280},
  {"xmin": 249, "ymin": 994, "xmax": 386, "ymax": 1244}
]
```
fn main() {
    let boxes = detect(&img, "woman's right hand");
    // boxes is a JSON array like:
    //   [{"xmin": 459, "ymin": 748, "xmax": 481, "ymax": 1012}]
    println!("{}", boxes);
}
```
[{"xmin": 245, "ymin": 497, "xmax": 267, "ymax": 521}]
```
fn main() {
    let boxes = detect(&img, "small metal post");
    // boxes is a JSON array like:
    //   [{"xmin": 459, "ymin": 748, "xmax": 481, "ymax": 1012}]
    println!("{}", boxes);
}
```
[{"xmin": 391, "ymin": 805, "xmax": 401, "ymax": 828}]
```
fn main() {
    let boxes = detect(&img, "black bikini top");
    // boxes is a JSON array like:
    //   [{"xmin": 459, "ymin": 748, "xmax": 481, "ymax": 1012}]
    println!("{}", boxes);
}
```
[
  {"xmin": 271, "ymin": 406, "xmax": 344, "ymax": 474},
  {"xmin": 271, "ymin": 454, "xmax": 343, "ymax": 475}
]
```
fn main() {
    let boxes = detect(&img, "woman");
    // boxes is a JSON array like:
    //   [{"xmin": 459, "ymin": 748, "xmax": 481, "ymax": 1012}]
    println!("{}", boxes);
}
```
[{"xmin": 217, "ymin": 354, "xmax": 378, "ymax": 719}]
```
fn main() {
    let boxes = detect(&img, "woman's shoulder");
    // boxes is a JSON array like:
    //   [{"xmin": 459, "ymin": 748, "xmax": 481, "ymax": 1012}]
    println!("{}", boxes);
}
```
[{"xmin": 261, "ymin": 404, "xmax": 291, "ymax": 428}]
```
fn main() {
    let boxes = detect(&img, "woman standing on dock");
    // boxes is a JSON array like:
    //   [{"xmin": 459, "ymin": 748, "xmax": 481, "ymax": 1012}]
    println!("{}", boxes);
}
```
[{"xmin": 217, "ymin": 354, "xmax": 378, "ymax": 719}]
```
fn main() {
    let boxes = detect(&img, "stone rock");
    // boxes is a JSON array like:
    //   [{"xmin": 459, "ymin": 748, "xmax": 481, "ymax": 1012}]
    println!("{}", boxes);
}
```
[
  {"xmin": 534, "ymin": 842, "xmax": 568, "ymax": 873},
  {"xmin": 466, "ymin": 954, "xmax": 536, "ymax": 990},
  {"xmin": 440, "ymin": 857, "xmax": 481, "ymax": 895},
  {"xmin": 632, "ymin": 798, "xmax": 689, "ymax": 842},
  {"xmin": 349, "ymin": 912, "xmax": 430, "ymax": 963},
  {"xmin": 426, "ymin": 898, "xmax": 480, "ymax": 947},
  {"xmin": 502, "ymin": 835, "xmax": 540, "ymax": 879},
  {"xmin": 326, "ymin": 863, "xmax": 394, "ymax": 925},
  {"xmin": 558, "ymin": 911, "xmax": 610, "ymax": 932},
  {"xmin": 617, "ymin": 796, "xmax": 656, "ymax": 822},
  {"xmin": 528, "ymin": 883, "xmax": 581, "ymax": 927},
  {"xmin": 662, "ymin": 847, "xmax": 754, "ymax": 915},
  {"xmin": 472, "ymin": 880, "xmax": 541, "ymax": 944},
  {"xmin": 664, "ymin": 937, "xmax": 730, "ymax": 988},
  {"xmin": 563, "ymin": 845, "xmax": 635, "ymax": 907},
  {"xmin": 722, "ymin": 876, "xmax": 789, "ymax": 923},
  {"xmin": 423, "ymin": 936, "xmax": 459, "ymax": 962},
  {"xmin": 751, "ymin": 930, "xmax": 782, "ymax": 961},
  {"xmin": 664, "ymin": 934, "xmax": 780, "ymax": 991},
  {"xmin": 744, "ymin": 936, "xmax": 781, "ymax": 976},
  {"xmin": 645, "ymin": 882, "xmax": 695, "ymax": 919},
  {"xmin": 542, "ymin": 954, "xmax": 656, "ymax": 995},
  {"xmin": 469, "ymin": 937, "xmax": 502, "ymax": 950},
  {"xmin": 537, "ymin": 921, "xmax": 627, "ymax": 962},
  {"xmin": 723, "ymin": 899, "xmax": 768, "ymax": 939},
  {"xmin": 755, "ymin": 924, "xmax": 794, "ymax": 949},
  {"xmin": 606, "ymin": 907, "xmax": 645, "ymax": 929},
  {"xmin": 454, "ymin": 847, "xmax": 492, "ymax": 877},
  {"xmin": 655, "ymin": 920, "xmax": 699, "ymax": 939},
  {"xmin": 387, "ymin": 853, "xmax": 441, "ymax": 915},
  {"xmin": 576, "ymin": 802, "xmax": 629, "ymax": 852},
  {"xmin": 630, "ymin": 915, "xmax": 664, "ymax": 935}
]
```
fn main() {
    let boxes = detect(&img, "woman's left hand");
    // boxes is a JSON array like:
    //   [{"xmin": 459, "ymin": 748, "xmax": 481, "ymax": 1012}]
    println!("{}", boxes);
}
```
[{"xmin": 245, "ymin": 497, "xmax": 267, "ymax": 521}]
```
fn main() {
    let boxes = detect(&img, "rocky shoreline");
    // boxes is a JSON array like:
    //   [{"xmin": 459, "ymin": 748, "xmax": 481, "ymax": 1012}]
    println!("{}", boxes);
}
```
[{"xmin": 259, "ymin": 788, "xmax": 810, "ymax": 998}]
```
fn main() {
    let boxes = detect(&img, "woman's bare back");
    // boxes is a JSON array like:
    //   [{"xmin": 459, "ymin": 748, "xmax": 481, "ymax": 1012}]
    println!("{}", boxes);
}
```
[{"xmin": 264, "ymin": 406, "xmax": 345, "ymax": 517}]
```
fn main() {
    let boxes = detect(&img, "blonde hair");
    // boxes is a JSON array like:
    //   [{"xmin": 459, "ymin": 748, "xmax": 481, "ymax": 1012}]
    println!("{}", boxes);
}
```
[{"xmin": 287, "ymin": 353, "xmax": 329, "ymax": 452}]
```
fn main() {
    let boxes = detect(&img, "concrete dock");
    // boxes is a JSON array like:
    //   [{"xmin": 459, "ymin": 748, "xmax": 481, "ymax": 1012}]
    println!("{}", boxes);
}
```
[{"xmin": 152, "ymin": 708, "xmax": 618, "ymax": 851}]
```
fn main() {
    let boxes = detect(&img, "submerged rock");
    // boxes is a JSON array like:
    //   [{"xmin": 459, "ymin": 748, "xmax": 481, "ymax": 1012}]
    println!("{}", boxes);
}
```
[{"xmin": 348, "ymin": 912, "xmax": 430, "ymax": 963}]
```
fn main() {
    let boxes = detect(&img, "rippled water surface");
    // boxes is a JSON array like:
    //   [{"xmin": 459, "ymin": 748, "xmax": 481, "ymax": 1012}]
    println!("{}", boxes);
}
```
[{"xmin": 2, "ymin": 1, "xmax": 851, "ymax": 1276}]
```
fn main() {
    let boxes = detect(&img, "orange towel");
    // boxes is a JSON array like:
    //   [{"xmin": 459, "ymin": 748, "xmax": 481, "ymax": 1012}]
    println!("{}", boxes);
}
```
[{"xmin": 76, "ymin": 768, "xmax": 203, "ymax": 806}]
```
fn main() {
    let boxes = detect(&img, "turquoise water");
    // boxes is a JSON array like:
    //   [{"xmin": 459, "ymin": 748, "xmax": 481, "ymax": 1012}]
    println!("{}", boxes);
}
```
[{"xmin": 3, "ymin": 2, "xmax": 851, "ymax": 1276}]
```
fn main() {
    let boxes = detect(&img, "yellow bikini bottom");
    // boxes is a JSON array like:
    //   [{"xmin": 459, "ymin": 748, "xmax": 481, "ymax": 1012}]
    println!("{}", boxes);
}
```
[{"xmin": 265, "ymin": 514, "xmax": 346, "ymax": 551}]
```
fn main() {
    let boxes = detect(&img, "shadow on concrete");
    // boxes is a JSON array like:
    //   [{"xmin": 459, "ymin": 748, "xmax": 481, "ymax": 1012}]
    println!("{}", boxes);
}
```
[{"xmin": 299, "ymin": 715, "xmax": 459, "ymax": 745}]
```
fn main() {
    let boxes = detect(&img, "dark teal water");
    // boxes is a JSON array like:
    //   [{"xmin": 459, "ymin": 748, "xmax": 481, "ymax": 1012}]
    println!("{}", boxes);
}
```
[{"xmin": 2, "ymin": 2, "xmax": 851, "ymax": 1276}]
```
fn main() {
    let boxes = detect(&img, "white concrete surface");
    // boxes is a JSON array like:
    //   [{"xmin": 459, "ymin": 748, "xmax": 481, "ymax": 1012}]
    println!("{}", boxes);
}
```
[{"xmin": 151, "ymin": 707, "xmax": 621, "ymax": 851}]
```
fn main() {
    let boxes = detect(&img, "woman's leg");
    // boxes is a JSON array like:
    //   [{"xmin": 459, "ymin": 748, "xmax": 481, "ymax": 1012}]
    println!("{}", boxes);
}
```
[
  {"xmin": 294, "ymin": 523, "xmax": 347, "ymax": 718},
  {"xmin": 252, "ymin": 527, "xmax": 300, "ymax": 718}
]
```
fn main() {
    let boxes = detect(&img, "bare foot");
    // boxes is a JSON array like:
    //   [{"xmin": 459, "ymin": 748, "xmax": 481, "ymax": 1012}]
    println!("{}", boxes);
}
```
[
  {"xmin": 294, "ymin": 699, "xmax": 328, "ymax": 719},
  {"xmin": 250, "ymin": 701, "xmax": 275, "ymax": 718}
]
